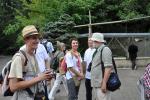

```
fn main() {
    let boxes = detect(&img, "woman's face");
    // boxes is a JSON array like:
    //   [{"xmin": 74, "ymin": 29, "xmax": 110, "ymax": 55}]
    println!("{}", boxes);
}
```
[{"xmin": 71, "ymin": 40, "xmax": 78, "ymax": 51}]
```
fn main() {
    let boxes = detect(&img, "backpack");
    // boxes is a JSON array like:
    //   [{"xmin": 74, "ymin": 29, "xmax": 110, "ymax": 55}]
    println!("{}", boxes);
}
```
[
  {"xmin": 50, "ymin": 52, "xmax": 61, "ymax": 70},
  {"xmin": 0, "ymin": 50, "xmax": 28, "ymax": 96},
  {"xmin": 41, "ymin": 41, "xmax": 48, "ymax": 53}
]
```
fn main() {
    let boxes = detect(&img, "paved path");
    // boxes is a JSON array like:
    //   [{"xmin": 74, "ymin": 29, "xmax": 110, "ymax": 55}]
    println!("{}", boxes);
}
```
[{"xmin": 0, "ymin": 56, "xmax": 145, "ymax": 100}]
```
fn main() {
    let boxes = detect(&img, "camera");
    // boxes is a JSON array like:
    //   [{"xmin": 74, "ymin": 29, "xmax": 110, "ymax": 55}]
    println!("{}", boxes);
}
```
[
  {"xmin": 44, "ymin": 69, "xmax": 56, "ymax": 78},
  {"xmin": 50, "ymin": 70, "xmax": 56, "ymax": 78}
]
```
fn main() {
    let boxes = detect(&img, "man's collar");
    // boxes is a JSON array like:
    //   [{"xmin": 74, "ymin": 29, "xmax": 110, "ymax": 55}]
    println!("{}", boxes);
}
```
[{"xmin": 97, "ymin": 44, "xmax": 105, "ymax": 51}]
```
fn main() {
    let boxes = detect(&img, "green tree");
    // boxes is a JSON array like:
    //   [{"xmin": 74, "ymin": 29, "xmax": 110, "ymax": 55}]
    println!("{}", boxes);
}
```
[
  {"xmin": 1, "ymin": 0, "xmax": 150, "ymax": 54},
  {"xmin": 0, "ymin": 0, "xmax": 27, "ymax": 54},
  {"xmin": 44, "ymin": 14, "xmax": 76, "ymax": 43}
]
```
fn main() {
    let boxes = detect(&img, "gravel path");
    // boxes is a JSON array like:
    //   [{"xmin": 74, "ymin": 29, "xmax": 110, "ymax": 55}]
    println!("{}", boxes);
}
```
[{"xmin": 0, "ymin": 56, "xmax": 144, "ymax": 100}]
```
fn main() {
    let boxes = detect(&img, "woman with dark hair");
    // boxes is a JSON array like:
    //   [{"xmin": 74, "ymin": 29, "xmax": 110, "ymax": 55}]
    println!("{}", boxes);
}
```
[{"xmin": 65, "ymin": 38, "xmax": 84, "ymax": 100}]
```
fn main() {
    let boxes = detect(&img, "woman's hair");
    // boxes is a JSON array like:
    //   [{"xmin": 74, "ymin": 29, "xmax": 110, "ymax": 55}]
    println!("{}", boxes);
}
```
[
  {"xmin": 56, "ymin": 41, "xmax": 65, "ymax": 50},
  {"xmin": 69, "ymin": 37, "xmax": 78, "ymax": 45}
]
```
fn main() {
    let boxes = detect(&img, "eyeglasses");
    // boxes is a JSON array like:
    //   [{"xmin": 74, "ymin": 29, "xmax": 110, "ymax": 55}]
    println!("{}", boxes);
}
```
[{"xmin": 27, "ymin": 35, "xmax": 39, "ymax": 40}]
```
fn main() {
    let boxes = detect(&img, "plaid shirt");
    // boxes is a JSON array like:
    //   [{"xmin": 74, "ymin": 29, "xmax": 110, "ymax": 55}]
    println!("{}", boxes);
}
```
[{"xmin": 143, "ymin": 64, "xmax": 150, "ymax": 98}]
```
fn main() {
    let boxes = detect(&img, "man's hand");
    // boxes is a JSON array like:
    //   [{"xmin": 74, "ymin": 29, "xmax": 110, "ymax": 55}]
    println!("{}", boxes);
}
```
[
  {"xmin": 79, "ymin": 72, "xmax": 84, "ymax": 79},
  {"xmin": 101, "ymin": 67, "xmax": 112, "ymax": 93},
  {"xmin": 101, "ymin": 81, "xmax": 107, "ymax": 93},
  {"xmin": 38, "ymin": 70, "xmax": 52, "ymax": 81}
]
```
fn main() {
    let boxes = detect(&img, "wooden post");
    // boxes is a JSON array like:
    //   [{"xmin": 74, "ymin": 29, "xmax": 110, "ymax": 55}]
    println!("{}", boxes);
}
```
[{"xmin": 88, "ymin": 10, "xmax": 92, "ymax": 37}]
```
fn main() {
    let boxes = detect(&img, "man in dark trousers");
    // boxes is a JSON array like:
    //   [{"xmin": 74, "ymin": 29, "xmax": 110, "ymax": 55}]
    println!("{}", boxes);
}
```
[{"xmin": 128, "ymin": 44, "xmax": 138, "ymax": 70}]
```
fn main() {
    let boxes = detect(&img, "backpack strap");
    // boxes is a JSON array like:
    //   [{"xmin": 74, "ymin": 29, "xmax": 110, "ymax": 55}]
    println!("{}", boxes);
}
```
[
  {"xmin": 55, "ymin": 51, "xmax": 61, "ymax": 58},
  {"xmin": 42, "ymin": 41, "xmax": 48, "ymax": 53},
  {"xmin": 19, "ymin": 50, "xmax": 28, "ymax": 66},
  {"xmin": 17, "ymin": 50, "xmax": 34, "ymax": 96},
  {"xmin": 42, "ymin": 81, "xmax": 49, "ymax": 100}
]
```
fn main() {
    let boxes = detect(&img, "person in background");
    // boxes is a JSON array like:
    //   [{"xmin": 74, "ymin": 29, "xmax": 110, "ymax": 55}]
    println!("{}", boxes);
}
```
[
  {"xmin": 8, "ymin": 25, "xmax": 52, "ymax": 100},
  {"xmin": 91, "ymin": 33, "xmax": 113, "ymax": 100},
  {"xmin": 84, "ymin": 38, "xmax": 96, "ymax": 100},
  {"xmin": 41, "ymin": 33, "xmax": 54, "ymax": 59},
  {"xmin": 128, "ymin": 43, "xmax": 138, "ymax": 70},
  {"xmin": 48, "ymin": 41, "xmax": 68, "ymax": 100},
  {"xmin": 65, "ymin": 37, "xmax": 84, "ymax": 100}
]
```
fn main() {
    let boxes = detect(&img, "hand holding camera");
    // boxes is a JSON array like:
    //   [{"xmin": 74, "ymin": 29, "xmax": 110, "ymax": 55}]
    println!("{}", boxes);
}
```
[{"xmin": 38, "ymin": 69, "xmax": 53, "ymax": 81}]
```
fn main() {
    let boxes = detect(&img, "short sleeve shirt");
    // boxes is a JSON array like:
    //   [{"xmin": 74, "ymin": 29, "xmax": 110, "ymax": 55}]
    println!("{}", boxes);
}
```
[
  {"xmin": 8, "ymin": 55, "xmax": 23, "ymax": 79},
  {"xmin": 20, "ymin": 44, "xmax": 49, "ymax": 73},
  {"xmin": 84, "ymin": 48, "xmax": 96, "ymax": 79},
  {"xmin": 8, "ymin": 51, "xmax": 39, "ymax": 80},
  {"xmin": 65, "ymin": 52, "xmax": 82, "ymax": 80},
  {"xmin": 35, "ymin": 44, "xmax": 49, "ymax": 72}
]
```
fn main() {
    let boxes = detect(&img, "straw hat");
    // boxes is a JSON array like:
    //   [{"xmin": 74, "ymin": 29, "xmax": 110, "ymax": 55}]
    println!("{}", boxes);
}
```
[{"xmin": 22, "ymin": 25, "xmax": 39, "ymax": 38}]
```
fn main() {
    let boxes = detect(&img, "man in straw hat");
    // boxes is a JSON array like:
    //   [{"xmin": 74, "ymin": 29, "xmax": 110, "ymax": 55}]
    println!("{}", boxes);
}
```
[
  {"xmin": 8, "ymin": 25, "xmax": 52, "ymax": 100},
  {"xmin": 90, "ymin": 33, "xmax": 113, "ymax": 100}
]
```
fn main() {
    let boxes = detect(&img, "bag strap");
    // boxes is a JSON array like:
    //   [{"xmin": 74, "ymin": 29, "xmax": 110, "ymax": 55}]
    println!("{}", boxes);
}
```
[
  {"xmin": 18, "ymin": 50, "xmax": 34, "ymax": 96},
  {"xmin": 42, "ymin": 81, "xmax": 49, "ymax": 100},
  {"xmin": 19, "ymin": 50, "xmax": 28, "ymax": 66},
  {"xmin": 43, "ymin": 41, "xmax": 48, "ymax": 52},
  {"xmin": 54, "ymin": 51, "xmax": 62, "ymax": 61},
  {"xmin": 100, "ymin": 46, "xmax": 118, "ymax": 78}
]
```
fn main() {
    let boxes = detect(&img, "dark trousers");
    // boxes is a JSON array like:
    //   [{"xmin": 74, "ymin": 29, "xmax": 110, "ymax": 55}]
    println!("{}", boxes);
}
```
[
  {"xmin": 129, "ymin": 54, "xmax": 137, "ymax": 70},
  {"xmin": 131, "ymin": 59, "xmax": 136, "ymax": 70},
  {"xmin": 85, "ymin": 78, "xmax": 92, "ymax": 100},
  {"xmin": 67, "ymin": 78, "xmax": 79, "ymax": 100}
]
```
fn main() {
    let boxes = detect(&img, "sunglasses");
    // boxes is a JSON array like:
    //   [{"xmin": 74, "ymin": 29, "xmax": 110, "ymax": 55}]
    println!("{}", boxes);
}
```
[{"xmin": 26, "ymin": 35, "xmax": 40, "ymax": 40}]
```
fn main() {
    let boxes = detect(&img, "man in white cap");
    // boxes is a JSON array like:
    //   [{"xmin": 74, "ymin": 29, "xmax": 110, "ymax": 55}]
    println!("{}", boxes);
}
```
[
  {"xmin": 8, "ymin": 25, "xmax": 52, "ymax": 100},
  {"xmin": 90, "ymin": 33, "xmax": 113, "ymax": 100}
]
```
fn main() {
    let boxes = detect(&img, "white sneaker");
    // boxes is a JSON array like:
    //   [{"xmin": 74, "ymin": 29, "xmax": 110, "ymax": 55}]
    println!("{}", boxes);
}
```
[
  {"xmin": 48, "ymin": 95, "xmax": 54, "ymax": 100},
  {"xmin": 134, "ymin": 66, "xmax": 137, "ymax": 70}
]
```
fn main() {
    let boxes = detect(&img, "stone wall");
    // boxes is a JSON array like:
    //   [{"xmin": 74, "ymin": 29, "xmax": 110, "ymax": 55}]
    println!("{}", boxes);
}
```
[{"xmin": 115, "ymin": 57, "xmax": 150, "ymax": 68}]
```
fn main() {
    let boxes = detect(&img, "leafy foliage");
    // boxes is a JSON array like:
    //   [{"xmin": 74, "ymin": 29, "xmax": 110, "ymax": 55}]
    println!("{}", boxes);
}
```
[
  {"xmin": 44, "ymin": 14, "xmax": 76, "ymax": 42},
  {"xmin": 1, "ymin": 0, "xmax": 150, "ymax": 54}
]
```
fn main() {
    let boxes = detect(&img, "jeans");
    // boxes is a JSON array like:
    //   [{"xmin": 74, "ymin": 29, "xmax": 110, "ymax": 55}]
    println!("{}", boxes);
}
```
[
  {"xmin": 85, "ymin": 78, "xmax": 92, "ymax": 100},
  {"xmin": 67, "ymin": 78, "xmax": 80, "ymax": 100},
  {"xmin": 48, "ymin": 73, "xmax": 68, "ymax": 100}
]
